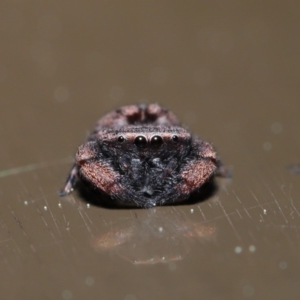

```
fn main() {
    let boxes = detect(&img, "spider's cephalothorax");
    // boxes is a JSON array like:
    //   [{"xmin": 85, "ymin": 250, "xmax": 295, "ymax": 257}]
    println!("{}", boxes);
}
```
[{"xmin": 60, "ymin": 104, "xmax": 223, "ymax": 208}]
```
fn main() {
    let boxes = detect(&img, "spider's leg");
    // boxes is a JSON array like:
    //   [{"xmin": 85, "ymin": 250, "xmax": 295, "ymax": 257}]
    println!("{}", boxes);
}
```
[
  {"xmin": 177, "ymin": 140, "xmax": 218, "ymax": 195},
  {"xmin": 215, "ymin": 160, "xmax": 232, "ymax": 178},
  {"xmin": 59, "ymin": 164, "xmax": 78, "ymax": 196}
]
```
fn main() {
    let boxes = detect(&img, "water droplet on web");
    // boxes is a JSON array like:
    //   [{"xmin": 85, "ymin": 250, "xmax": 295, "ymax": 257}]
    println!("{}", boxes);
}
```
[
  {"xmin": 62, "ymin": 290, "xmax": 72, "ymax": 300},
  {"xmin": 263, "ymin": 142, "xmax": 272, "ymax": 151},
  {"xmin": 234, "ymin": 246, "xmax": 242, "ymax": 254},
  {"xmin": 249, "ymin": 245, "xmax": 256, "ymax": 252},
  {"xmin": 279, "ymin": 261, "xmax": 287, "ymax": 270},
  {"xmin": 271, "ymin": 122, "xmax": 283, "ymax": 134},
  {"xmin": 85, "ymin": 277, "xmax": 95, "ymax": 286}
]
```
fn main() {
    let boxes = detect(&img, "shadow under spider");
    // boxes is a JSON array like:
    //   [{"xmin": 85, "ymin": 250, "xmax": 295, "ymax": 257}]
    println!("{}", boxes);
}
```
[{"xmin": 75, "ymin": 179, "xmax": 219, "ymax": 209}]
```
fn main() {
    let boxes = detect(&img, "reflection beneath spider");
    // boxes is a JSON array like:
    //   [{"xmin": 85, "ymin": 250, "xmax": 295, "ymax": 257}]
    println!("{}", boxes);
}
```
[{"xmin": 90, "ymin": 207, "xmax": 216, "ymax": 265}]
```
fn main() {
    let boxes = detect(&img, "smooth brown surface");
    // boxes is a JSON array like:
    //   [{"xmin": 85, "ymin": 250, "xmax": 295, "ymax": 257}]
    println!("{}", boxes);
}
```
[{"xmin": 1, "ymin": 1, "xmax": 300, "ymax": 299}]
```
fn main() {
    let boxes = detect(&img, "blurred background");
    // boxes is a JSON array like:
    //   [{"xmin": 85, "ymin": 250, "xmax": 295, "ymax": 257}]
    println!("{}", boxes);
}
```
[{"xmin": 1, "ymin": 1, "xmax": 300, "ymax": 299}]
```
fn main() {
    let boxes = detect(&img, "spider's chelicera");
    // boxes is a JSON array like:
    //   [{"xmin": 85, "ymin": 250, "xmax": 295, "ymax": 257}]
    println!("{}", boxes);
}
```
[{"xmin": 60, "ymin": 104, "xmax": 226, "ymax": 208}]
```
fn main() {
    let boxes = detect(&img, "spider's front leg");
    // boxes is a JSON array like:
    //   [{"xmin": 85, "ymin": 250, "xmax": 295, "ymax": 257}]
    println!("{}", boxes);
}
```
[
  {"xmin": 215, "ymin": 160, "xmax": 232, "ymax": 178},
  {"xmin": 177, "ymin": 139, "xmax": 218, "ymax": 196},
  {"xmin": 60, "ymin": 141, "xmax": 122, "ymax": 199},
  {"xmin": 59, "ymin": 164, "xmax": 78, "ymax": 196}
]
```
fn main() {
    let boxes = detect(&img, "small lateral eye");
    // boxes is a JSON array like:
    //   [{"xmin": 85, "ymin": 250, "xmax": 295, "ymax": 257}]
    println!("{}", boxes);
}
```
[
  {"xmin": 172, "ymin": 135, "xmax": 179, "ymax": 142},
  {"xmin": 151, "ymin": 135, "xmax": 163, "ymax": 147},
  {"xmin": 118, "ymin": 136, "xmax": 125, "ymax": 143},
  {"xmin": 134, "ymin": 135, "xmax": 147, "ymax": 148}
]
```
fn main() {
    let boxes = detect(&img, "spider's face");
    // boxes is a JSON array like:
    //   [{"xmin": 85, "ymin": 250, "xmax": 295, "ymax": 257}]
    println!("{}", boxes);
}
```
[
  {"xmin": 75, "ymin": 126, "xmax": 193, "ymax": 207},
  {"xmin": 93, "ymin": 126, "xmax": 191, "ymax": 157}
]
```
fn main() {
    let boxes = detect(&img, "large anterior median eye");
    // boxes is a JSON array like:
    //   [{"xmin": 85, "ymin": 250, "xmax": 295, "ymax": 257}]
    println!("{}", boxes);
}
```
[
  {"xmin": 172, "ymin": 135, "xmax": 179, "ymax": 142},
  {"xmin": 118, "ymin": 136, "xmax": 125, "ymax": 142},
  {"xmin": 134, "ymin": 135, "xmax": 147, "ymax": 148},
  {"xmin": 150, "ymin": 135, "xmax": 163, "ymax": 147}
]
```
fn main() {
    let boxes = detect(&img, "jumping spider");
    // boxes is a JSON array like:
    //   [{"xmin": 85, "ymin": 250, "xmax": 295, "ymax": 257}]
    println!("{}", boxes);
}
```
[{"xmin": 60, "ymin": 104, "xmax": 227, "ymax": 208}]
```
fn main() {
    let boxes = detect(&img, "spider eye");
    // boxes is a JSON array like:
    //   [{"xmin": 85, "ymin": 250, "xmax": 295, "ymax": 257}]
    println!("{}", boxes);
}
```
[
  {"xmin": 172, "ymin": 135, "xmax": 179, "ymax": 142},
  {"xmin": 150, "ymin": 135, "xmax": 163, "ymax": 147},
  {"xmin": 134, "ymin": 136, "xmax": 147, "ymax": 148},
  {"xmin": 118, "ymin": 136, "xmax": 125, "ymax": 143}
]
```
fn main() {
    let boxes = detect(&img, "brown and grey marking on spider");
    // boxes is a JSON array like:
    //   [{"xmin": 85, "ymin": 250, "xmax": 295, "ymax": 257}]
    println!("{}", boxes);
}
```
[{"xmin": 60, "ymin": 103, "xmax": 229, "ymax": 208}]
